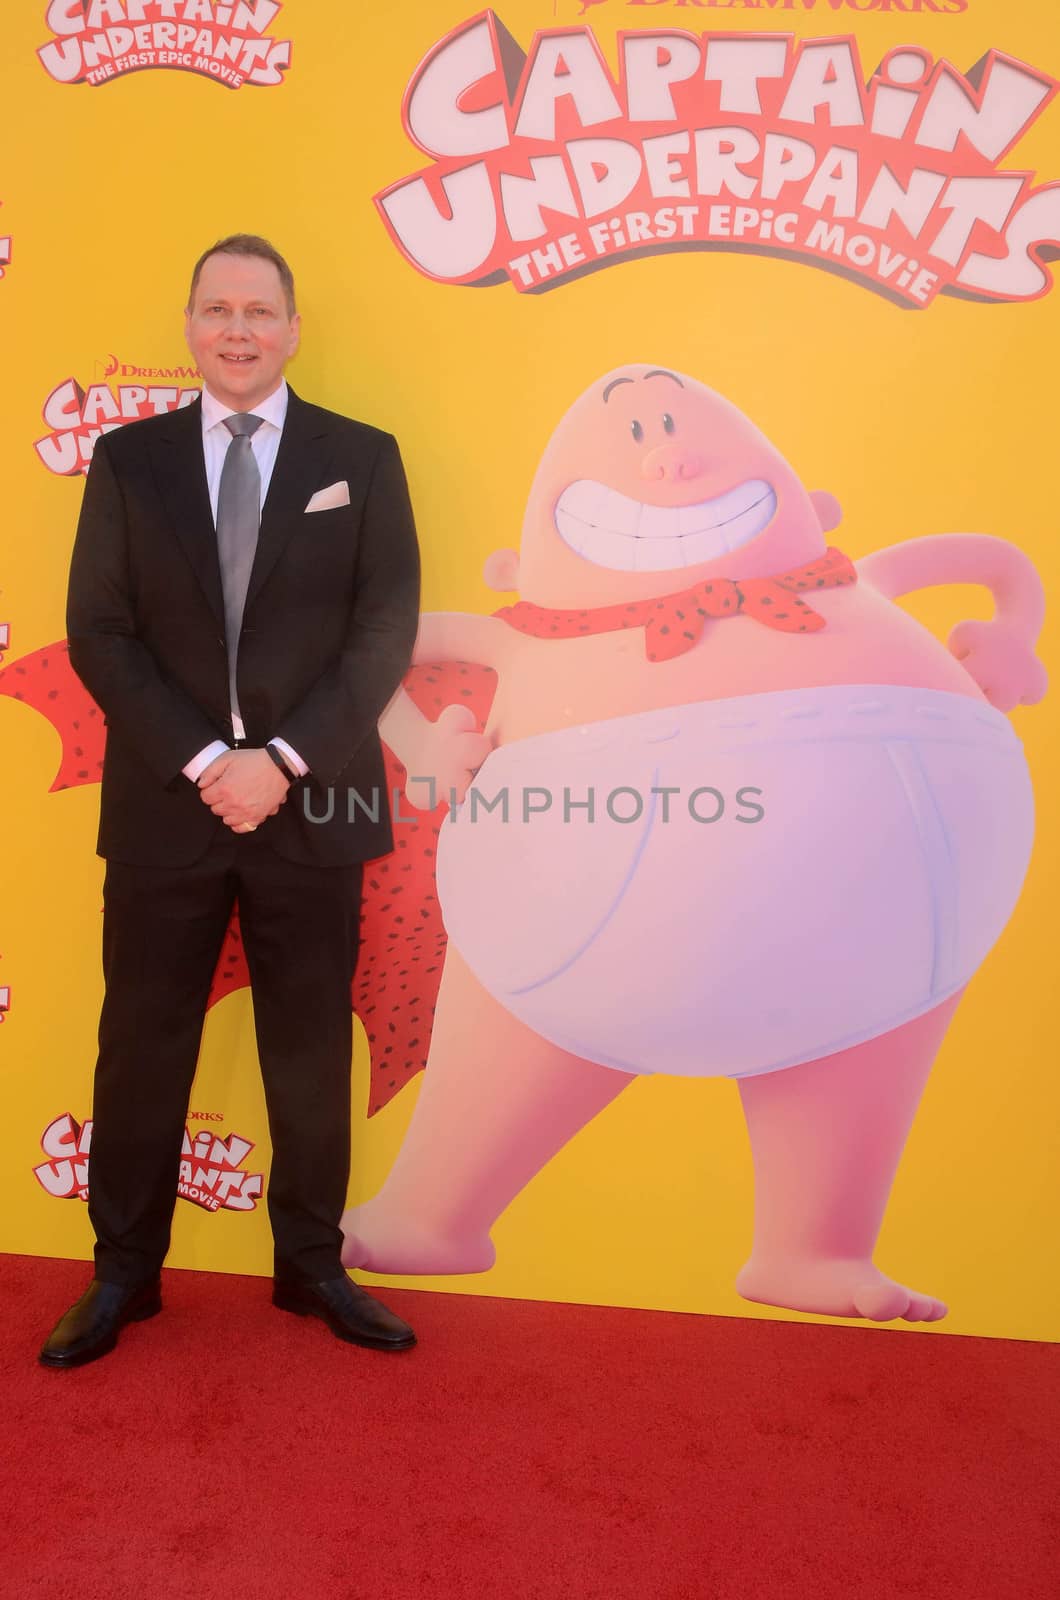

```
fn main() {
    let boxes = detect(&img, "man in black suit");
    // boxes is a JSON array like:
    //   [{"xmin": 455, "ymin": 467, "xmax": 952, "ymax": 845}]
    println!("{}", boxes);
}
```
[{"xmin": 41, "ymin": 235, "xmax": 421, "ymax": 1367}]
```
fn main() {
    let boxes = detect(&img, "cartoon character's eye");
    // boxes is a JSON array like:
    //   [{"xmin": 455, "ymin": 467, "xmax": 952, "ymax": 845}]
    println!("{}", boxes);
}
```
[
  {"xmin": 631, "ymin": 419, "xmax": 643, "ymax": 442},
  {"xmin": 662, "ymin": 413, "xmax": 675, "ymax": 435}
]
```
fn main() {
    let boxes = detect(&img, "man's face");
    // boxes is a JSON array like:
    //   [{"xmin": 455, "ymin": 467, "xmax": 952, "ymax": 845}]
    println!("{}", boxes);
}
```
[{"xmin": 185, "ymin": 252, "xmax": 300, "ymax": 411}]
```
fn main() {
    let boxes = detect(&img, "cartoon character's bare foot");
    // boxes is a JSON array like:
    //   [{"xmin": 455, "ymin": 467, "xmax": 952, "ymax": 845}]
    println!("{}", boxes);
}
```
[
  {"xmin": 735, "ymin": 1258, "xmax": 948, "ymax": 1323},
  {"xmin": 340, "ymin": 1202, "xmax": 496, "ymax": 1275}
]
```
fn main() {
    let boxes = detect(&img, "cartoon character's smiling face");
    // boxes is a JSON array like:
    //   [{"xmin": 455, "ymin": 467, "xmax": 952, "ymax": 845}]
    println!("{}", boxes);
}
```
[
  {"xmin": 556, "ymin": 368, "xmax": 779, "ymax": 574},
  {"xmin": 501, "ymin": 366, "xmax": 838, "ymax": 608}
]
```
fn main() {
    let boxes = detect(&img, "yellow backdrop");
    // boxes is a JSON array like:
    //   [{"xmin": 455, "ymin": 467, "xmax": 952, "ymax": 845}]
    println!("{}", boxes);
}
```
[{"xmin": 1, "ymin": 0, "xmax": 1057, "ymax": 1341}]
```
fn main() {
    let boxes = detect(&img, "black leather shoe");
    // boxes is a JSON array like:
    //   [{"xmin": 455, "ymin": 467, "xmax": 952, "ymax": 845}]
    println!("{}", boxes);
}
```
[
  {"xmin": 273, "ymin": 1275, "xmax": 416, "ymax": 1351},
  {"xmin": 39, "ymin": 1278, "xmax": 162, "ymax": 1369}
]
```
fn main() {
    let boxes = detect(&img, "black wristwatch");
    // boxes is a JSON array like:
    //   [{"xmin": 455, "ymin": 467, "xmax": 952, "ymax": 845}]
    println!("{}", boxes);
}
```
[{"xmin": 265, "ymin": 742, "xmax": 298, "ymax": 782}]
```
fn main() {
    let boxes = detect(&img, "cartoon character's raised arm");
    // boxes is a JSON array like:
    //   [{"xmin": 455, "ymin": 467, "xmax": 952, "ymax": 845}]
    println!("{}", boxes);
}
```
[{"xmin": 858, "ymin": 533, "xmax": 1047, "ymax": 711}]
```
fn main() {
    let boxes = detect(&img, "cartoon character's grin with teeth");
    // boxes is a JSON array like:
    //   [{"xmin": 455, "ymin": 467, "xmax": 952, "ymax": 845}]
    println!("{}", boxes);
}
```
[{"xmin": 554, "ymin": 478, "xmax": 778, "ymax": 572}]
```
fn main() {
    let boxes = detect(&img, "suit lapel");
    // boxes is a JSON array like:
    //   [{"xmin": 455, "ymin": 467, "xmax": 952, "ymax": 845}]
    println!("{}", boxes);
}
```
[
  {"xmin": 149, "ymin": 396, "xmax": 225, "ymax": 626},
  {"xmin": 245, "ymin": 388, "xmax": 332, "ymax": 615}
]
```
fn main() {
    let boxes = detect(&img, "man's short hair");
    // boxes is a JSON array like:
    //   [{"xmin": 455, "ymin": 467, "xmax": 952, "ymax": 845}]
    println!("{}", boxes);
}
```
[{"xmin": 188, "ymin": 234, "xmax": 297, "ymax": 317}]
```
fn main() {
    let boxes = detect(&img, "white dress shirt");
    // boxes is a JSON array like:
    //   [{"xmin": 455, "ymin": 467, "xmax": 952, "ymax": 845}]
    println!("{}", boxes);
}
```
[
  {"xmin": 201, "ymin": 377, "xmax": 287, "ymax": 523},
  {"xmin": 183, "ymin": 380, "xmax": 307, "ymax": 783}
]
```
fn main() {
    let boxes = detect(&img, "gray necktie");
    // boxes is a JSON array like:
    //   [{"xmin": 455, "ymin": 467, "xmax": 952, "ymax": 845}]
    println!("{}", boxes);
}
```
[{"xmin": 216, "ymin": 412, "xmax": 264, "ymax": 729}]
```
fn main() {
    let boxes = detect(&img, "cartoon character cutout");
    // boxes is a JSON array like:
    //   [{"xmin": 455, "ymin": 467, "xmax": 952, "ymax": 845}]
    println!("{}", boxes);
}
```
[{"xmin": 340, "ymin": 363, "xmax": 1047, "ymax": 1324}]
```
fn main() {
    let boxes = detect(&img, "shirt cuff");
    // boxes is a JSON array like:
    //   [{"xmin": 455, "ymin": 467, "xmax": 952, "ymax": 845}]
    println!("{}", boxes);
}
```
[
  {"xmin": 184, "ymin": 740, "xmax": 231, "ymax": 784},
  {"xmin": 269, "ymin": 737, "xmax": 309, "ymax": 778}
]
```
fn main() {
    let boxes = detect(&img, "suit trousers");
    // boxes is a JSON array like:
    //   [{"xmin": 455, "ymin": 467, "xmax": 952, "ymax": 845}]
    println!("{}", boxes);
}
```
[{"xmin": 88, "ymin": 826, "xmax": 363, "ymax": 1286}]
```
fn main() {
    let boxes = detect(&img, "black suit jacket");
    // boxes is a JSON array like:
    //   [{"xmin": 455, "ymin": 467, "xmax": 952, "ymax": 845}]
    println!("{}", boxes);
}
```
[{"xmin": 66, "ymin": 388, "xmax": 420, "ymax": 867}]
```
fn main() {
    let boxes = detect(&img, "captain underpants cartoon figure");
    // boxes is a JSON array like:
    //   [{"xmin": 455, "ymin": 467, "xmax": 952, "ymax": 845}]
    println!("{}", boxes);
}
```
[{"xmin": 341, "ymin": 364, "xmax": 1047, "ymax": 1324}]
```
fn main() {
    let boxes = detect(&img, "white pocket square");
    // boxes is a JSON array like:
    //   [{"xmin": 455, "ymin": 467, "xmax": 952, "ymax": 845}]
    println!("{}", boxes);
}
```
[{"xmin": 305, "ymin": 480, "xmax": 350, "ymax": 512}]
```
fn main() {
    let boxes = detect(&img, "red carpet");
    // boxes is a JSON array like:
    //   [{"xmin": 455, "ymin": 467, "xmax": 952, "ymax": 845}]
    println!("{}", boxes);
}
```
[{"xmin": 2, "ymin": 1253, "xmax": 1056, "ymax": 1600}]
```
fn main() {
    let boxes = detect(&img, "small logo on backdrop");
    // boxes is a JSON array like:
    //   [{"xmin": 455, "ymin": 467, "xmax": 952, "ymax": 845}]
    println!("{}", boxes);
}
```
[
  {"xmin": 35, "ymin": 367, "xmax": 201, "ymax": 476},
  {"xmin": 98, "ymin": 354, "xmax": 201, "ymax": 381},
  {"xmin": 0, "ymin": 622, "xmax": 10, "ymax": 666},
  {"xmin": 377, "ymin": 13, "xmax": 1060, "ymax": 306},
  {"xmin": 37, "ymin": 1, "xmax": 292, "ymax": 90},
  {"xmin": 0, "ymin": 985, "xmax": 10, "ymax": 1023},
  {"xmin": 34, "ymin": 1114, "xmax": 265, "ymax": 1213}
]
